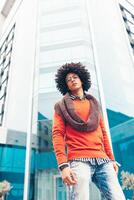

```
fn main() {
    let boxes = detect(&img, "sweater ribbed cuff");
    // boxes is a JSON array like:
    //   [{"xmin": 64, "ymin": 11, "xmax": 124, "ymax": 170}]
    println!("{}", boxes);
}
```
[{"xmin": 59, "ymin": 162, "xmax": 69, "ymax": 171}]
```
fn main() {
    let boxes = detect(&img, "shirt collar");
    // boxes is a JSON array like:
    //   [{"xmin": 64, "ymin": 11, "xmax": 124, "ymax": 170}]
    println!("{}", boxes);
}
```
[{"xmin": 69, "ymin": 93, "xmax": 86, "ymax": 100}]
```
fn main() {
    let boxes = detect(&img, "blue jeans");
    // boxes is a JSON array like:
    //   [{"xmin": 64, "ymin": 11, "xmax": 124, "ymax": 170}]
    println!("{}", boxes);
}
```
[{"xmin": 68, "ymin": 161, "xmax": 126, "ymax": 200}]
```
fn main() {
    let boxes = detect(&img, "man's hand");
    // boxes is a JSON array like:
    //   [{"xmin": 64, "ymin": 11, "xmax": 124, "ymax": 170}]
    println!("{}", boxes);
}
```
[
  {"xmin": 113, "ymin": 162, "xmax": 119, "ymax": 174},
  {"xmin": 61, "ymin": 167, "xmax": 77, "ymax": 186}
]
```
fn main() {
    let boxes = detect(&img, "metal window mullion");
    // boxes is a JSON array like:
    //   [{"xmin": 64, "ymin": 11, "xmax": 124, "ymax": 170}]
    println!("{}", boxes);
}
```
[{"xmin": 23, "ymin": 0, "xmax": 39, "ymax": 199}]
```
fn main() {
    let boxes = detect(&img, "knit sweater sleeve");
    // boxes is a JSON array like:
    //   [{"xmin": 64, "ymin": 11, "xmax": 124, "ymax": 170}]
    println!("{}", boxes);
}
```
[
  {"xmin": 52, "ymin": 109, "xmax": 67, "ymax": 166},
  {"xmin": 99, "ymin": 113, "xmax": 115, "ymax": 161}
]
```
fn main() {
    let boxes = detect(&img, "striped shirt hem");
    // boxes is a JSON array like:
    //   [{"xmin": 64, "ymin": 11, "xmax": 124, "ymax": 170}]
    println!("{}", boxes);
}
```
[{"xmin": 72, "ymin": 158, "xmax": 110, "ymax": 165}]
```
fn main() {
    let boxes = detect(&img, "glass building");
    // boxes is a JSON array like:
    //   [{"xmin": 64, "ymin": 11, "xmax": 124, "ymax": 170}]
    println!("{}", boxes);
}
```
[{"xmin": 0, "ymin": 0, "xmax": 134, "ymax": 199}]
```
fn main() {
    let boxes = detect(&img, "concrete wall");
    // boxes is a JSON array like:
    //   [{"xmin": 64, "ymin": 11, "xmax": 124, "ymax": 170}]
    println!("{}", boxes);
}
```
[{"xmin": 0, "ymin": 0, "xmax": 37, "ymax": 137}]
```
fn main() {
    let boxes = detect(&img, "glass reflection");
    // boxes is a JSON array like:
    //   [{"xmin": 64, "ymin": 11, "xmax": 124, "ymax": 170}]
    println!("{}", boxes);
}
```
[
  {"xmin": 31, "ymin": 0, "xmax": 101, "ymax": 198},
  {"xmin": 29, "ymin": 0, "xmax": 134, "ymax": 200}
]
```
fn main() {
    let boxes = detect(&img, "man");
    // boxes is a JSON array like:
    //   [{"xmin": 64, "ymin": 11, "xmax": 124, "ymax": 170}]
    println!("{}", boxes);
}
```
[{"xmin": 52, "ymin": 62, "xmax": 125, "ymax": 200}]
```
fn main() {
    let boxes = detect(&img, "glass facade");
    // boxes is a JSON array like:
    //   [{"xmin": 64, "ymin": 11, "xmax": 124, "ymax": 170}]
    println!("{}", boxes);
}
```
[
  {"xmin": 28, "ymin": 1, "xmax": 134, "ymax": 200},
  {"xmin": 0, "ymin": 145, "xmax": 26, "ymax": 199},
  {"xmin": 101, "ymin": 4, "xmax": 134, "ymax": 198},
  {"xmin": 0, "ymin": 1, "xmax": 133, "ymax": 200},
  {"xmin": 29, "ymin": 0, "xmax": 103, "ymax": 199}
]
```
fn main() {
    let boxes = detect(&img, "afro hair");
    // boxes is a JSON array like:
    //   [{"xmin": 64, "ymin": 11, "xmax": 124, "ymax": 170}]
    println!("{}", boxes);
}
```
[{"xmin": 55, "ymin": 62, "xmax": 91, "ymax": 95}]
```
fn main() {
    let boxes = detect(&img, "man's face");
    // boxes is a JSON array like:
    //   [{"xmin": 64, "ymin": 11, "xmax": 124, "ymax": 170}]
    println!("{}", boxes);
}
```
[{"xmin": 65, "ymin": 73, "xmax": 83, "ymax": 92}]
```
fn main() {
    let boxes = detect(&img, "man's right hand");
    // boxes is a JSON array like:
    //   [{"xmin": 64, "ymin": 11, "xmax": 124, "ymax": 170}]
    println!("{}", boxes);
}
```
[{"xmin": 61, "ymin": 167, "xmax": 77, "ymax": 186}]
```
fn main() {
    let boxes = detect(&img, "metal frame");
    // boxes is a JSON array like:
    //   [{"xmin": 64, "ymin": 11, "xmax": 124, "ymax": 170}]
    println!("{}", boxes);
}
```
[{"xmin": 23, "ymin": 0, "xmax": 39, "ymax": 199}]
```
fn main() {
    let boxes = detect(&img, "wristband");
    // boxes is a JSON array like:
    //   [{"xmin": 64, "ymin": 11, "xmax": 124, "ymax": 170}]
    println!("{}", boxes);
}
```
[{"xmin": 59, "ymin": 163, "xmax": 69, "ymax": 171}]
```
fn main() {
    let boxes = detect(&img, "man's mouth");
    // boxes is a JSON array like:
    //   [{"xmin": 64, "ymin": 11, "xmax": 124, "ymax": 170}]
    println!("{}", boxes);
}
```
[{"xmin": 72, "ymin": 83, "xmax": 77, "ymax": 86}]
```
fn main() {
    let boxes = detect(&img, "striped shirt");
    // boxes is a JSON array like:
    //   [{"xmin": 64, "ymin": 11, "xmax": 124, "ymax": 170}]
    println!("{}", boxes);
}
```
[
  {"xmin": 73, "ymin": 157, "xmax": 110, "ymax": 165},
  {"xmin": 59, "ymin": 158, "xmax": 111, "ymax": 171}
]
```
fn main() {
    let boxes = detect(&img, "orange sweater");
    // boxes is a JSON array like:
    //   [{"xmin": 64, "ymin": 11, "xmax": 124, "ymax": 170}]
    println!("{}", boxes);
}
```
[{"xmin": 52, "ymin": 98, "xmax": 115, "ymax": 166}]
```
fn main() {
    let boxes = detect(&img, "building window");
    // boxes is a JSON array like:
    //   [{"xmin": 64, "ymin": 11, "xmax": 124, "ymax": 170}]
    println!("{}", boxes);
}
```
[
  {"xmin": 119, "ymin": 4, "xmax": 134, "ymax": 52},
  {"xmin": 0, "ymin": 24, "xmax": 15, "ymax": 125}
]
